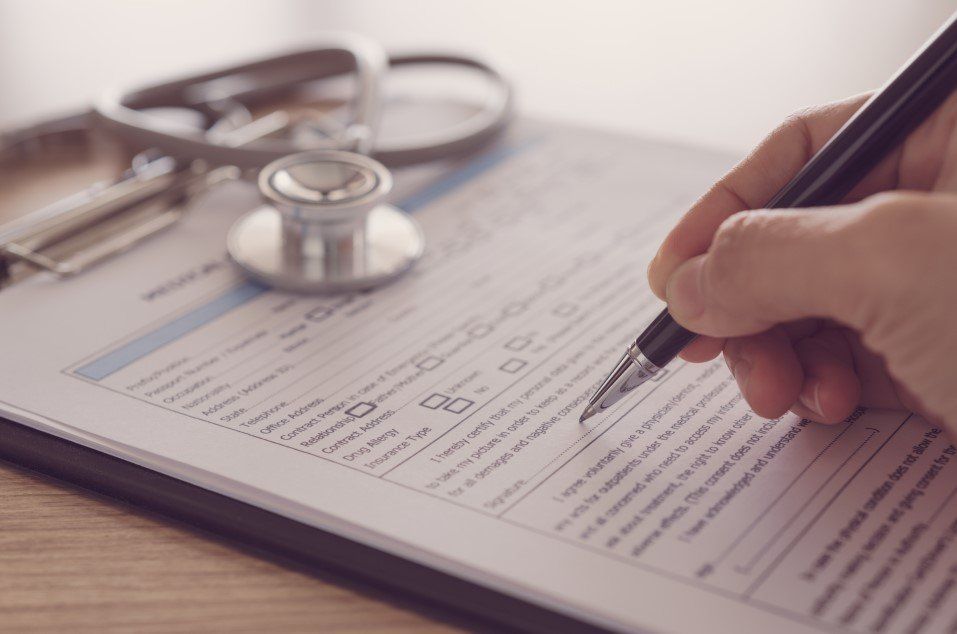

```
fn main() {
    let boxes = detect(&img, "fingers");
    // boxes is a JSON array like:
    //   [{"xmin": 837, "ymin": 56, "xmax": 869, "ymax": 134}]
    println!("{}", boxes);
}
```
[
  {"xmin": 722, "ymin": 328, "xmax": 803, "ymax": 419},
  {"xmin": 663, "ymin": 205, "xmax": 866, "ymax": 338},
  {"xmin": 721, "ymin": 326, "xmax": 859, "ymax": 425},
  {"xmin": 932, "ymin": 91, "xmax": 957, "ymax": 192},
  {"xmin": 678, "ymin": 335, "xmax": 724, "ymax": 362},
  {"xmin": 791, "ymin": 330, "xmax": 860, "ymax": 424},
  {"xmin": 663, "ymin": 191, "xmax": 957, "ymax": 432},
  {"xmin": 647, "ymin": 94, "xmax": 870, "ymax": 298},
  {"xmin": 661, "ymin": 191, "xmax": 957, "ymax": 339}
]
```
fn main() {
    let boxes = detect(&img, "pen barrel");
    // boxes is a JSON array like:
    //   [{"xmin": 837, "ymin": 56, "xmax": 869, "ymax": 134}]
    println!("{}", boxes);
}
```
[{"xmin": 766, "ymin": 12, "xmax": 957, "ymax": 210}]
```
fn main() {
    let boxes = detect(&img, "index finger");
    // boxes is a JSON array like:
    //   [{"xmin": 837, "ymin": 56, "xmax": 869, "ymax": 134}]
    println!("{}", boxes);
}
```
[{"xmin": 646, "ymin": 93, "xmax": 872, "ymax": 299}]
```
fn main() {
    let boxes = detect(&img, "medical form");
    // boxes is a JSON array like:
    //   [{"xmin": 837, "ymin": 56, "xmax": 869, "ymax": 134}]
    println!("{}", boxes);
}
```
[{"xmin": 1, "ymin": 122, "xmax": 955, "ymax": 633}]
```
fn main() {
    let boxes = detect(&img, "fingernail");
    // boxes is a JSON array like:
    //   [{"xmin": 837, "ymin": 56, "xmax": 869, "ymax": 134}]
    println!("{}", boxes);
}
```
[
  {"xmin": 732, "ymin": 359, "xmax": 751, "ymax": 393},
  {"xmin": 799, "ymin": 380, "xmax": 824, "ymax": 418},
  {"xmin": 666, "ymin": 257, "xmax": 706, "ymax": 320}
]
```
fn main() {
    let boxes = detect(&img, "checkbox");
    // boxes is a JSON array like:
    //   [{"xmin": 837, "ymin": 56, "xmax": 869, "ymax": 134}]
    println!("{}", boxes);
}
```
[
  {"xmin": 444, "ymin": 398, "xmax": 475, "ymax": 414},
  {"xmin": 416, "ymin": 356, "xmax": 444, "ymax": 371},
  {"xmin": 552, "ymin": 302, "xmax": 578, "ymax": 317},
  {"xmin": 499, "ymin": 358, "xmax": 527, "ymax": 374},
  {"xmin": 346, "ymin": 401, "xmax": 376, "ymax": 418},
  {"xmin": 468, "ymin": 323, "xmax": 493, "ymax": 338},
  {"xmin": 504, "ymin": 336, "xmax": 531, "ymax": 351},
  {"xmin": 420, "ymin": 394, "xmax": 449, "ymax": 410},
  {"xmin": 306, "ymin": 306, "xmax": 335, "ymax": 322}
]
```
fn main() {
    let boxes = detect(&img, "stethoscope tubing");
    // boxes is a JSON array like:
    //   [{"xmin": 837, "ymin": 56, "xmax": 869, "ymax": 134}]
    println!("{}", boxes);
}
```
[{"xmin": 93, "ymin": 41, "xmax": 512, "ymax": 169}]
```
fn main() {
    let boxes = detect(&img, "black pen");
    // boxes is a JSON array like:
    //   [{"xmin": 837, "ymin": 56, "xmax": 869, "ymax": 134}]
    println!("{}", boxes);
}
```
[{"xmin": 580, "ymin": 11, "xmax": 957, "ymax": 423}]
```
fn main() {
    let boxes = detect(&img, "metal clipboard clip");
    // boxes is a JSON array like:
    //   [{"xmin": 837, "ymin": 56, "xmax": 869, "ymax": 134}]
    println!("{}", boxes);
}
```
[{"xmin": 0, "ymin": 114, "xmax": 239, "ymax": 287}]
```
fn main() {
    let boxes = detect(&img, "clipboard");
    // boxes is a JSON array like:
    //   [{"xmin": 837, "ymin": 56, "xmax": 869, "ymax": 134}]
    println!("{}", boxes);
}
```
[
  {"xmin": 0, "ymin": 417, "xmax": 605, "ymax": 633},
  {"xmin": 0, "ymin": 118, "xmax": 609, "ymax": 634}
]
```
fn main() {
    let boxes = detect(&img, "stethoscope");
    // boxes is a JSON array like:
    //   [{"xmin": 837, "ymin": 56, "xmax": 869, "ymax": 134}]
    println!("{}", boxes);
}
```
[{"xmin": 0, "ymin": 34, "xmax": 512, "ymax": 292}]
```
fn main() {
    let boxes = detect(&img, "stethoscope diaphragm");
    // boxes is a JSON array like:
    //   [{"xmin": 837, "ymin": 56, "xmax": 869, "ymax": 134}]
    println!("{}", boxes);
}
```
[{"xmin": 227, "ymin": 150, "xmax": 424, "ymax": 293}]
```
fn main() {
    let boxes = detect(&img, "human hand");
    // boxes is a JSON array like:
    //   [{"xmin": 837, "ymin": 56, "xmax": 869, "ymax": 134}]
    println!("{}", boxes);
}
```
[{"xmin": 646, "ymin": 92, "xmax": 957, "ymax": 430}]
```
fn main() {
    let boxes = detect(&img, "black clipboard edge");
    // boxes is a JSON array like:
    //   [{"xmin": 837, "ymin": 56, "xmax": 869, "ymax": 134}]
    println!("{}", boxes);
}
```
[{"xmin": 0, "ymin": 416, "xmax": 610, "ymax": 634}]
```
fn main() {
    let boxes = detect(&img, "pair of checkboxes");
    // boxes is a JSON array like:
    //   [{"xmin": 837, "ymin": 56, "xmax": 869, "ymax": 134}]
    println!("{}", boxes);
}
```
[{"xmin": 420, "ymin": 394, "xmax": 474, "ymax": 414}]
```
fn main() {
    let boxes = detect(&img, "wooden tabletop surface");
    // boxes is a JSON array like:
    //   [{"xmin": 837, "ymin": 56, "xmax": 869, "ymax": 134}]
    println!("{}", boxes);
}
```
[{"xmin": 0, "ymin": 458, "xmax": 465, "ymax": 633}]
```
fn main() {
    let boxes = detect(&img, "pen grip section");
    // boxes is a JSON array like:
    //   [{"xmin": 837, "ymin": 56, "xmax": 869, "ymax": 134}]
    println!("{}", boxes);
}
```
[{"xmin": 635, "ymin": 308, "xmax": 697, "ymax": 367}]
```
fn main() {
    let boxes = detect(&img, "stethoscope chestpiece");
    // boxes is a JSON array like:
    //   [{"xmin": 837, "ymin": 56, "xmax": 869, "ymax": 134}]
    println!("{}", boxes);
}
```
[{"xmin": 227, "ymin": 150, "xmax": 424, "ymax": 293}]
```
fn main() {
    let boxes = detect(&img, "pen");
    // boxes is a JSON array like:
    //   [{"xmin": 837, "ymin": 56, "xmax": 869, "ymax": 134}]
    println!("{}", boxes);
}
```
[{"xmin": 580, "ymin": 12, "xmax": 957, "ymax": 423}]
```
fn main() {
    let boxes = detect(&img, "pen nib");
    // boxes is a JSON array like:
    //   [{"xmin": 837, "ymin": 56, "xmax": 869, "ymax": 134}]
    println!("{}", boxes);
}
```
[{"xmin": 579, "ymin": 403, "xmax": 598, "ymax": 424}]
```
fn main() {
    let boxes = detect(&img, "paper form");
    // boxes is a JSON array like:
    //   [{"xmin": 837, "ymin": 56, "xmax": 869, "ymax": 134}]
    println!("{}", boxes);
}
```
[{"xmin": 1, "ymin": 122, "xmax": 956, "ymax": 633}]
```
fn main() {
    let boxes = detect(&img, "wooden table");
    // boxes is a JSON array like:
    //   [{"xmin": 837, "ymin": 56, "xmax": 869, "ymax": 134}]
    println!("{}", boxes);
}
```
[{"xmin": 0, "ymin": 458, "xmax": 464, "ymax": 633}]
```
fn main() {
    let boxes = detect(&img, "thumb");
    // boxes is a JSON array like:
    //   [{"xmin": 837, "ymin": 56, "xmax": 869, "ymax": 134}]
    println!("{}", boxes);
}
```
[{"xmin": 663, "ymin": 204, "xmax": 876, "ymax": 338}]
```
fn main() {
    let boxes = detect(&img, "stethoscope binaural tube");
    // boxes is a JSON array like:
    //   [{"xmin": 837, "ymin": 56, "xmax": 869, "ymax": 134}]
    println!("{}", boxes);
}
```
[
  {"xmin": 93, "ymin": 37, "xmax": 513, "ymax": 170},
  {"xmin": 94, "ymin": 34, "xmax": 388, "ymax": 170},
  {"xmin": 368, "ymin": 52, "xmax": 513, "ymax": 166}
]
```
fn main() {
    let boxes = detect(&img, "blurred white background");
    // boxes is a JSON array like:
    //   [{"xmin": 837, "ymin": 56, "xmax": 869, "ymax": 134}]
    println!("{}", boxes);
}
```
[{"xmin": 0, "ymin": 1, "xmax": 954, "ymax": 152}]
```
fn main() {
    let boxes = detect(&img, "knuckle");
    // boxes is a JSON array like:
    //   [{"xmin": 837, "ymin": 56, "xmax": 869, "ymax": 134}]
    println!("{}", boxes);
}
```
[
  {"xmin": 711, "ymin": 211, "xmax": 764, "ymax": 253},
  {"xmin": 773, "ymin": 96, "xmax": 867, "ymax": 149},
  {"xmin": 769, "ymin": 110, "xmax": 814, "ymax": 151},
  {"xmin": 704, "ymin": 212, "xmax": 761, "ymax": 299},
  {"xmin": 779, "ymin": 102, "xmax": 837, "ymax": 136},
  {"xmin": 780, "ymin": 108, "xmax": 814, "ymax": 132}
]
